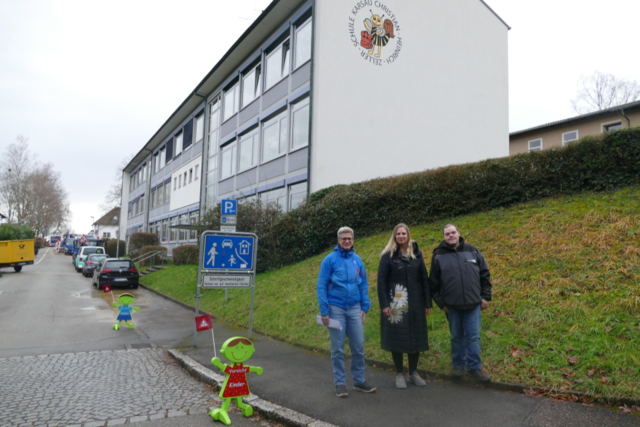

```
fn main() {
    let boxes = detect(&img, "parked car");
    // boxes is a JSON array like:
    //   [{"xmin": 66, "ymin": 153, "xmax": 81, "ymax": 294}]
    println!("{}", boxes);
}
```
[
  {"xmin": 92, "ymin": 258, "xmax": 139, "ymax": 290},
  {"xmin": 72, "ymin": 238, "xmax": 103, "ymax": 263},
  {"xmin": 75, "ymin": 246, "xmax": 107, "ymax": 272},
  {"xmin": 82, "ymin": 253, "xmax": 108, "ymax": 277},
  {"xmin": 63, "ymin": 237, "xmax": 77, "ymax": 255}
]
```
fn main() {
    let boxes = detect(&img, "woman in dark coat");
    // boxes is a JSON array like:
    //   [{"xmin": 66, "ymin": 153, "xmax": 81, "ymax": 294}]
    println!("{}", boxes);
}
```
[{"xmin": 377, "ymin": 223, "xmax": 431, "ymax": 389}]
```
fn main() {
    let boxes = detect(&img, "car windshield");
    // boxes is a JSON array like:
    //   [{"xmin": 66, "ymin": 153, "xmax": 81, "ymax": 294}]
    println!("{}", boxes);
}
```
[
  {"xmin": 83, "ymin": 247, "xmax": 105, "ymax": 255},
  {"xmin": 104, "ymin": 261, "xmax": 133, "ymax": 270},
  {"xmin": 65, "ymin": 238, "xmax": 76, "ymax": 245},
  {"xmin": 88, "ymin": 255, "xmax": 107, "ymax": 261}
]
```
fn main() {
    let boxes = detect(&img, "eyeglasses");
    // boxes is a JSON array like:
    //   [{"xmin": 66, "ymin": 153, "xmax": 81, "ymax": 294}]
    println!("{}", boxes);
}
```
[{"xmin": 340, "ymin": 237, "xmax": 353, "ymax": 241}]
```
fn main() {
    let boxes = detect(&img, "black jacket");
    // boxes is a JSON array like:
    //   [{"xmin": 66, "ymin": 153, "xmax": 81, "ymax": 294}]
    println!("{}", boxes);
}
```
[
  {"xmin": 377, "ymin": 242, "xmax": 431, "ymax": 354},
  {"xmin": 429, "ymin": 237, "xmax": 492, "ymax": 310}
]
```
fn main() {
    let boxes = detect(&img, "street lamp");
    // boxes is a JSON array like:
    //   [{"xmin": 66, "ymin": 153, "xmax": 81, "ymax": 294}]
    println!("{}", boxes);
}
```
[{"xmin": 90, "ymin": 216, "xmax": 94, "ymax": 235}]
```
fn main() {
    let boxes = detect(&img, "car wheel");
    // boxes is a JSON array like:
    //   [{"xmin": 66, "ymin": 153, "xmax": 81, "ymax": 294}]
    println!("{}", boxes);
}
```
[
  {"xmin": 133, "ymin": 283, "xmax": 139, "ymax": 289},
  {"xmin": 14, "ymin": 266, "xmax": 22, "ymax": 273}
]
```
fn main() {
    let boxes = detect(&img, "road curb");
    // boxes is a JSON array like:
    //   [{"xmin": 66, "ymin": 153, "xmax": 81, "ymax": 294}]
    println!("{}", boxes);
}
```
[{"xmin": 167, "ymin": 349, "xmax": 337, "ymax": 427}]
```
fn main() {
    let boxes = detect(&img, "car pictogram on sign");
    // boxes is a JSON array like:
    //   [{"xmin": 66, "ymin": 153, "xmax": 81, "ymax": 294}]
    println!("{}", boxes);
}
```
[{"xmin": 222, "ymin": 240, "xmax": 233, "ymax": 248}]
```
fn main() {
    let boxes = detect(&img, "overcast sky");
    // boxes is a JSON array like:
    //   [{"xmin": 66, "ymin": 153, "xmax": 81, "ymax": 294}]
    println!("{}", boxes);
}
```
[{"xmin": 1, "ymin": 0, "xmax": 638, "ymax": 234}]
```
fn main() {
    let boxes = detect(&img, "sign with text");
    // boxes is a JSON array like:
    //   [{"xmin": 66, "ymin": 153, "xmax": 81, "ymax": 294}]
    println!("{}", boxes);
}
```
[
  {"xmin": 220, "ymin": 225, "xmax": 236, "ymax": 232},
  {"xmin": 221, "ymin": 215, "xmax": 237, "ymax": 225},
  {"xmin": 202, "ymin": 274, "xmax": 251, "ymax": 288},
  {"xmin": 202, "ymin": 234, "xmax": 255, "ymax": 271}
]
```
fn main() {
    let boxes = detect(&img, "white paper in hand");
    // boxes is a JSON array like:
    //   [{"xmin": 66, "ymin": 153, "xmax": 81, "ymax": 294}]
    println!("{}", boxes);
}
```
[{"xmin": 316, "ymin": 315, "xmax": 343, "ymax": 330}]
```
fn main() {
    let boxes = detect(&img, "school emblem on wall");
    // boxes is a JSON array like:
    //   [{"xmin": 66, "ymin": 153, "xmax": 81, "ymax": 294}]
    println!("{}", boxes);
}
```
[{"xmin": 348, "ymin": 1, "xmax": 402, "ymax": 66}]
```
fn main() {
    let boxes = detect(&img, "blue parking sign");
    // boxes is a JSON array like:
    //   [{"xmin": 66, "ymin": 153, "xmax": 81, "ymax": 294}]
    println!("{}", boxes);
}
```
[
  {"xmin": 203, "ymin": 234, "xmax": 254, "ymax": 270},
  {"xmin": 221, "ymin": 199, "xmax": 237, "ymax": 215}
]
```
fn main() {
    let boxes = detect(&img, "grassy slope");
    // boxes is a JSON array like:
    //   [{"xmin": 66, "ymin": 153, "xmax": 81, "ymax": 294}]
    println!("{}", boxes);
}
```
[{"xmin": 141, "ymin": 186, "xmax": 640, "ymax": 401}]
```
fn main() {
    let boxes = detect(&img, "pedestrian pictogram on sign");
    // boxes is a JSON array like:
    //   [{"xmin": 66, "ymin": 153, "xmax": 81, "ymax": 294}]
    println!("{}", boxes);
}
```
[{"xmin": 195, "ymin": 314, "xmax": 213, "ymax": 331}]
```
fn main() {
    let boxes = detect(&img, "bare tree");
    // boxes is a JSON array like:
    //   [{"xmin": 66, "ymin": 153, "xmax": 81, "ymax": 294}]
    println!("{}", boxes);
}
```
[
  {"xmin": 0, "ymin": 136, "xmax": 71, "ymax": 236},
  {"xmin": 99, "ymin": 155, "xmax": 134, "ymax": 214},
  {"xmin": 571, "ymin": 71, "xmax": 640, "ymax": 114}
]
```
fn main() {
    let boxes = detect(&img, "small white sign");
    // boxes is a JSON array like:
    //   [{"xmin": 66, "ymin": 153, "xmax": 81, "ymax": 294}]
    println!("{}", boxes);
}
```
[
  {"xmin": 202, "ymin": 274, "xmax": 251, "ymax": 288},
  {"xmin": 221, "ymin": 216, "xmax": 237, "ymax": 225},
  {"xmin": 220, "ymin": 225, "xmax": 236, "ymax": 232}
]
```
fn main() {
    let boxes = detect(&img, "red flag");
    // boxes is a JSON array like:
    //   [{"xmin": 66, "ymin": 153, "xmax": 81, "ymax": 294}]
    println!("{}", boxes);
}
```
[
  {"xmin": 103, "ymin": 285, "xmax": 112, "ymax": 293},
  {"xmin": 195, "ymin": 314, "xmax": 213, "ymax": 331}
]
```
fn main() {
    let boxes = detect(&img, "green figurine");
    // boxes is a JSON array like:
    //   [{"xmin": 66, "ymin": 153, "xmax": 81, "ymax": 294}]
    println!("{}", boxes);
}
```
[
  {"xmin": 112, "ymin": 293, "xmax": 140, "ymax": 330},
  {"xmin": 210, "ymin": 337, "xmax": 263, "ymax": 425}
]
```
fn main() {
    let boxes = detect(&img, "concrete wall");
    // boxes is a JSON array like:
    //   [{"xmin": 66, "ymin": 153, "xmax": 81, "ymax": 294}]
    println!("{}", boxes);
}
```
[{"xmin": 310, "ymin": 0, "xmax": 509, "ymax": 192}]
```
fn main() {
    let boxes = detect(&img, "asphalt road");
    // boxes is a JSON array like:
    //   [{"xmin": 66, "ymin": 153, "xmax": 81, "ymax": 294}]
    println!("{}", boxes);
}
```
[{"xmin": 0, "ymin": 248, "xmax": 279, "ymax": 427}]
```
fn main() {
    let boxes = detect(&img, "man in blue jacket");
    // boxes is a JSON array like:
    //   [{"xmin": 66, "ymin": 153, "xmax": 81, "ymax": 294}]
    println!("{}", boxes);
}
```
[
  {"xmin": 430, "ymin": 224, "xmax": 492, "ymax": 382},
  {"xmin": 317, "ymin": 226, "xmax": 376, "ymax": 397}
]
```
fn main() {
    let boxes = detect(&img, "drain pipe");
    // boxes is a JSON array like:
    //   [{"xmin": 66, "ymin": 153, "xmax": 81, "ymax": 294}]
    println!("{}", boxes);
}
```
[{"xmin": 619, "ymin": 108, "xmax": 631, "ymax": 128}]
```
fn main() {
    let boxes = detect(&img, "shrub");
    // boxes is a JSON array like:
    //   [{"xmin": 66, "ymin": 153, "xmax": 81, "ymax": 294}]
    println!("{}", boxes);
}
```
[
  {"xmin": 0, "ymin": 224, "xmax": 36, "ymax": 241},
  {"xmin": 35, "ymin": 237, "xmax": 45, "ymax": 248},
  {"xmin": 106, "ymin": 239, "xmax": 126, "ymax": 258},
  {"xmin": 129, "ymin": 232, "xmax": 159, "ymax": 259},
  {"xmin": 172, "ymin": 245, "xmax": 199, "ymax": 265},
  {"xmin": 139, "ymin": 245, "xmax": 167, "ymax": 267}
]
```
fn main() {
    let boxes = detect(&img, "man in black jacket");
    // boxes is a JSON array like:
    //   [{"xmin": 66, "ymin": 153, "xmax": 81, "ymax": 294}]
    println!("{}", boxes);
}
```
[{"xmin": 429, "ymin": 224, "xmax": 492, "ymax": 382}]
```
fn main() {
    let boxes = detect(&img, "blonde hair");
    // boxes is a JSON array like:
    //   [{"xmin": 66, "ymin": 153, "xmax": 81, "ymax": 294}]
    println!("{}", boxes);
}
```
[{"xmin": 381, "ymin": 223, "xmax": 416, "ymax": 259}]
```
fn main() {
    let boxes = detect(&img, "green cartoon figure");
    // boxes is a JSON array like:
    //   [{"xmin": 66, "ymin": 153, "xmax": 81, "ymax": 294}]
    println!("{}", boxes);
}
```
[
  {"xmin": 112, "ymin": 293, "xmax": 140, "ymax": 330},
  {"xmin": 210, "ymin": 337, "xmax": 263, "ymax": 425}
]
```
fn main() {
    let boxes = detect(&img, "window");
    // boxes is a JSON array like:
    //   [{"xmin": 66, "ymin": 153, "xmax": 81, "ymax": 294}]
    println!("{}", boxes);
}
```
[
  {"xmin": 103, "ymin": 232, "xmax": 111, "ymax": 238},
  {"xmin": 174, "ymin": 132, "xmax": 183, "ymax": 157},
  {"xmin": 291, "ymin": 98, "xmax": 310, "ymax": 149},
  {"xmin": 242, "ymin": 64, "xmax": 261, "ymax": 107},
  {"xmin": 259, "ymin": 187, "xmax": 286, "ymax": 210},
  {"xmin": 179, "ymin": 175, "xmax": 182, "ymax": 188},
  {"xmin": 195, "ymin": 113, "xmax": 204, "ymax": 143},
  {"xmin": 174, "ymin": 178, "xmax": 178, "ymax": 191},
  {"xmin": 140, "ymin": 194, "xmax": 145, "ymax": 213},
  {"xmin": 160, "ymin": 147, "xmax": 166, "ymax": 169},
  {"xmin": 208, "ymin": 100, "xmax": 220, "ymax": 157},
  {"xmin": 220, "ymin": 141, "xmax": 237, "ymax": 179},
  {"xmin": 238, "ymin": 128, "xmax": 260, "ymax": 171},
  {"xmin": 157, "ymin": 183, "xmax": 164, "ymax": 206},
  {"xmin": 161, "ymin": 220, "xmax": 168, "ymax": 242},
  {"xmin": 170, "ymin": 217, "xmax": 177, "ymax": 242},
  {"xmin": 142, "ymin": 164, "xmax": 147, "ymax": 182},
  {"xmin": 265, "ymin": 39, "xmax": 290, "ymax": 90},
  {"xmin": 223, "ymin": 83, "xmax": 240, "ymax": 122},
  {"xmin": 150, "ymin": 189, "xmax": 156, "ymax": 209},
  {"xmin": 179, "ymin": 214, "xmax": 188, "ymax": 241},
  {"xmin": 562, "ymin": 130, "xmax": 578, "ymax": 145},
  {"xmin": 189, "ymin": 169, "xmax": 193, "ymax": 183},
  {"xmin": 164, "ymin": 182, "xmax": 171, "ymax": 204},
  {"xmin": 184, "ymin": 172, "xmax": 187, "ymax": 186},
  {"xmin": 528, "ymin": 138, "xmax": 542, "ymax": 152},
  {"xmin": 294, "ymin": 19, "xmax": 312, "ymax": 69},
  {"xmin": 262, "ymin": 111, "xmax": 288, "ymax": 162},
  {"xmin": 289, "ymin": 182, "xmax": 307, "ymax": 210},
  {"xmin": 604, "ymin": 122, "xmax": 622, "ymax": 132},
  {"xmin": 195, "ymin": 165, "xmax": 199, "ymax": 180}
]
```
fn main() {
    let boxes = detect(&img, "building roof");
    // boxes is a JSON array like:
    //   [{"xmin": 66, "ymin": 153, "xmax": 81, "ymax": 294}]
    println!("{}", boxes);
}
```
[
  {"xmin": 510, "ymin": 99, "xmax": 640, "ymax": 137},
  {"xmin": 94, "ymin": 207, "xmax": 120, "ymax": 226},
  {"xmin": 0, "ymin": 212, "xmax": 6, "ymax": 219}
]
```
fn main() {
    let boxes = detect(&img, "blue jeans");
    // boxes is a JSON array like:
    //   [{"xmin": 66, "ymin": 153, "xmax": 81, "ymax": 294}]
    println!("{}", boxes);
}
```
[
  {"xmin": 328, "ymin": 303, "xmax": 366, "ymax": 386},
  {"xmin": 446, "ymin": 305, "xmax": 482, "ymax": 370}
]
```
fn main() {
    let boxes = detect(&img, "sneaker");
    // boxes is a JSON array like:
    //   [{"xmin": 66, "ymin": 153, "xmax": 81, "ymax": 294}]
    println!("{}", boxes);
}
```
[
  {"xmin": 395, "ymin": 373, "xmax": 407, "ymax": 389},
  {"xmin": 335, "ymin": 385, "xmax": 348, "ymax": 397},
  {"xmin": 467, "ymin": 369, "xmax": 492, "ymax": 382},
  {"xmin": 407, "ymin": 371, "xmax": 426, "ymax": 386},
  {"xmin": 353, "ymin": 381, "xmax": 377, "ymax": 393},
  {"xmin": 451, "ymin": 367, "xmax": 465, "ymax": 377}
]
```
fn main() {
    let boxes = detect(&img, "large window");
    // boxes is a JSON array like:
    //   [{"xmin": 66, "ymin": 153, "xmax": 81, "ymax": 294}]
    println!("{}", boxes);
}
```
[
  {"xmin": 206, "ymin": 99, "xmax": 220, "ymax": 208},
  {"xmin": 190, "ymin": 212, "xmax": 198, "ymax": 240},
  {"xmin": 265, "ymin": 39, "xmax": 290, "ymax": 90},
  {"xmin": 259, "ymin": 187, "xmax": 286, "ymax": 210},
  {"xmin": 161, "ymin": 219, "xmax": 168, "ymax": 242},
  {"xmin": 174, "ymin": 132, "xmax": 183, "ymax": 157},
  {"xmin": 562, "ymin": 130, "xmax": 578, "ymax": 146},
  {"xmin": 291, "ymin": 98, "xmax": 309, "ymax": 150},
  {"xmin": 157, "ymin": 183, "xmax": 164, "ymax": 206},
  {"xmin": 238, "ymin": 128, "xmax": 260, "ymax": 171},
  {"xmin": 528, "ymin": 138, "xmax": 542, "ymax": 152},
  {"xmin": 294, "ymin": 19, "xmax": 312, "ymax": 69},
  {"xmin": 604, "ymin": 122, "xmax": 622, "ymax": 132},
  {"xmin": 220, "ymin": 141, "xmax": 237, "ymax": 180},
  {"xmin": 170, "ymin": 217, "xmax": 177, "ymax": 242},
  {"xmin": 262, "ymin": 111, "xmax": 288, "ymax": 162},
  {"xmin": 160, "ymin": 147, "xmax": 166, "ymax": 169},
  {"xmin": 195, "ymin": 113, "xmax": 204, "ymax": 144},
  {"xmin": 289, "ymin": 182, "xmax": 307, "ymax": 210},
  {"xmin": 150, "ymin": 189, "xmax": 156, "ymax": 209},
  {"xmin": 242, "ymin": 64, "xmax": 261, "ymax": 108},
  {"xmin": 223, "ymin": 83, "xmax": 240, "ymax": 122},
  {"xmin": 179, "ymin": 214, "xmax": 188, "ymax": 241},
  {"xmin": 164, "ymin": 181, "xmax": 171, "ymax": 204}
]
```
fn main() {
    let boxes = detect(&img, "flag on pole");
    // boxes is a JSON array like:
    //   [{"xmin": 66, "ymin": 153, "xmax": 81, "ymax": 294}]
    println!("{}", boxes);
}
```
[
  {"xmin": 103, "ymin": 285, "xmax": 112, "ymax": 293},
  {"xmin": 195, "ymin": 314, "xmax": 213, "ymax": 331}
]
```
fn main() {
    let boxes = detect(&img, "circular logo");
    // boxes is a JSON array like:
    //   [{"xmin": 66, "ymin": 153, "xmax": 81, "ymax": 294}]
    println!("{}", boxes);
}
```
[{"xmin": 348, "ymin": 1, "xmax": 402, "ymax": 66}]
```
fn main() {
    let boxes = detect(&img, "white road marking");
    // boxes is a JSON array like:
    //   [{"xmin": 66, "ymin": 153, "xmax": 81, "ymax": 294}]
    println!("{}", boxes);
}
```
[{"xmin": 35, "ymin": 248, "xmax": 49, "ymax": 265}]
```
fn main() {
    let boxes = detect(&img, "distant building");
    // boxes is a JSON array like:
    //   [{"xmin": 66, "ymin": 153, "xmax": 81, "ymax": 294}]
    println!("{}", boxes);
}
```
[
  {"xmin": 121, "ymin": 0, "xmax": 510, "ymax": 252},
  {"xmin": 0, "ymin": 212, "xmax": 7, "ymax": 223},
  {"xmin": 510, "ymin": 100, "xmax": 640, "ymax": 155},
  {"xmin": 93, "ymin": 207, "xmax": 120, "ymax": 240}
]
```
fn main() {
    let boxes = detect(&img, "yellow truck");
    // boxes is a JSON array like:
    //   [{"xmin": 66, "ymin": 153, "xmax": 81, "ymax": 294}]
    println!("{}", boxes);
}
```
[{"xmin": 0, "ymin": 239, "xmax": 35, "ymax": 272}]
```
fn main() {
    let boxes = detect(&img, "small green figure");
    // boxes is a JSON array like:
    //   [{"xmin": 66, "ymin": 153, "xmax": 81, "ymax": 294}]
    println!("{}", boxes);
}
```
[
  {"xmin": 112, "ymin": 293, "xmax": 140, "ymax": 330},
  {"xmin": 210, "ymin": 337, "xmax": 263, "ymax": 425}
]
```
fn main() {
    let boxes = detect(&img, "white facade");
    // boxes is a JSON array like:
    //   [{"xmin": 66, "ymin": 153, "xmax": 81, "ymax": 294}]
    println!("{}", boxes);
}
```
[
  {"xmin": 310, "ymin": 0, "xmax": 509, "ymax": 192},
  {"xmin": 170, "ymin": 156, "xmax": 202, "ymax": 211}
]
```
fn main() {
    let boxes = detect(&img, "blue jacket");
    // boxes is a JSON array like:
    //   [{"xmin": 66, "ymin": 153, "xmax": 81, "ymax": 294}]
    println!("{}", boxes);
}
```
[{"xmin": 317, "ymin": 245, "xmax": 371, "ymax": 316}]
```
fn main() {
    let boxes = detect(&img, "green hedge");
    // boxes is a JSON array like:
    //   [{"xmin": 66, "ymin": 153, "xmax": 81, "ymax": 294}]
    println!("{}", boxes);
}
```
[
  {"xmin": 129, "ymin": 232, "xmax": 159, "ymax": 259},
  {"xmin": 267, "ymin": 127, "xmax": 640, "ymax": 269},
  {"xmin": 139, "ymin": 245, "xmax": 167, "ymax": 267},
  {"xmin": 172, "ymin": 245, "xmax": 199, "ymax": 265},
  {"xmin": 106, "ymin": 239, "xmax": 126, "ymax": 257},
  {"xmin": 0, "ymin": 224, "xmax": 36, "ymax": 241}
]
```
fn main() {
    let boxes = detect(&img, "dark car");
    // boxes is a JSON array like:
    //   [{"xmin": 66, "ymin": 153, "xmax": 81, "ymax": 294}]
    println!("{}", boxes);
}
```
[
  {"xmin": 92, "ymin": 258, "xmax": 139, "ymax": 290},
  {"xmin": 82, "ymin": 253, "xmax": 108, "ymax": 277}
]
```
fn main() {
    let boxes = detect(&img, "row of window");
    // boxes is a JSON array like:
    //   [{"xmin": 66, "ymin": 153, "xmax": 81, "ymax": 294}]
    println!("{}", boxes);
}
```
[
  {"xmin": 219, "ymin": 97, "xmax": 309, "ymax": 180},
  {"xmin": 148, "ymin": 211, "xmax": 199, "ymax": 243},
  {"xmin": 129, "ymin": 113, "xmax": 205, "ymax": 191},
  {"xmin": 223, "ymin": 17, "xmax": 312, "ymax": 122},
  {"xmin": 528, "ymin": 121, "xmax": 623, "ymax": 152},
  {"xmin": 173, "ymin": 165, "xmax": 200, "ymax": 191},
  {"xmin": 239, "ymin": 181, "xmax": 307, "ymax": 212},
  {"xmin": 149, "ymin": 181, "xmax": 172, "ymax": 211}
]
